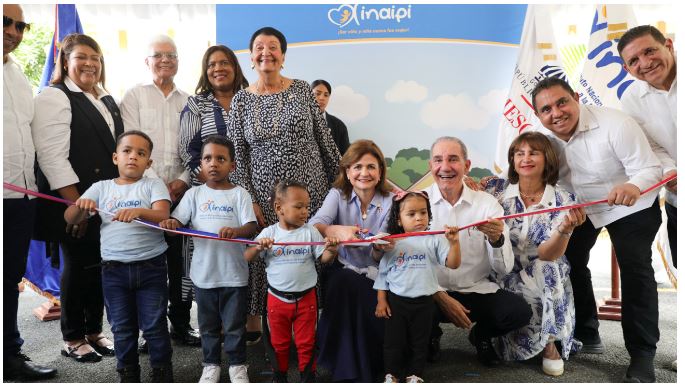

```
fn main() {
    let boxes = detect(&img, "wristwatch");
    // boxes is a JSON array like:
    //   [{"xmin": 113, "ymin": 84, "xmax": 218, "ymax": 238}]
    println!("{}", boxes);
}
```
[{"xmin": 489, "ymin": 234, "xmax": 505, "ymax": 248}]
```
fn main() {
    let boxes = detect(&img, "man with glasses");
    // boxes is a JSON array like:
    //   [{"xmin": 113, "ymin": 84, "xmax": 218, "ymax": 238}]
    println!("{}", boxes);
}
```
[
  {"xmin": 3, "ymin": 3, "xmax": 58, "ymax": 381},
  {"xmin": 120, "ymin": 35, "xmax": 199, "ymax": 350}
]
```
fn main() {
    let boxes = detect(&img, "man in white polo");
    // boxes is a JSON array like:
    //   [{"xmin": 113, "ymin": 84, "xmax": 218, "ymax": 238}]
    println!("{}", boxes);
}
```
[
  {"xmin": 427, "ymin": 136, "xmax": 531, "ymax": 367},
  {"xmin": 120, "ymin": 35, "xmax": 198, "ymax": 348}
]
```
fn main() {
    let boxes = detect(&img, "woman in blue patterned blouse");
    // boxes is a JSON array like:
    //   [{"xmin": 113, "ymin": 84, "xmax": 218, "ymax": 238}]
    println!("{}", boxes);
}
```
[{"xmin": 482, "ymin": 132, "xmax": 586, "ymax": 377}]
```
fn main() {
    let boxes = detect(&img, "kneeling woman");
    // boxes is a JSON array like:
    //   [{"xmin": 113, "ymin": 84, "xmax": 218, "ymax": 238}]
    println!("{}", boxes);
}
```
[
  {"xmin": 310, "ymin": 140, "xmax": 393, "ymax": 382},
  {"xmin": 482, "ymin": 132, "xmax": 584, "ymax": 376}
]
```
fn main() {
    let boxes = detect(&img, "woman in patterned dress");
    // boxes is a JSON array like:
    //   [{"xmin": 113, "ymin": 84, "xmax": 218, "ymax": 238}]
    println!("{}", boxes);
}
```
[
  {"xmin": 482, "ymin": 132, "xmax": 585, "ymax": 377},
  {"xmin": 228, "ymin": 27, "xmax": 341, "ymax": 337}
]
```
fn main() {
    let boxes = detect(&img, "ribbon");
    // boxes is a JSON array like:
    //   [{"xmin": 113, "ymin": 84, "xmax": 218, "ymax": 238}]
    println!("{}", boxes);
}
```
[{"xmin": 4, "ymin": 173, "xmax": 675, "ymax": 245}]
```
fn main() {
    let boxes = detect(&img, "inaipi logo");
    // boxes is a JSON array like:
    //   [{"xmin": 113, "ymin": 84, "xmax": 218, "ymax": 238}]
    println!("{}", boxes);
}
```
[
  {"xmin": 328, "ymin": 4, "xmax": 412, "ymax": 28},
  {"xmin": 105, "ymin": 196, "xmax": 141, "ymax": 212},
  {"xmin": 272, "ymin": 246, "xmax": 310, "ymax": 257},
  {"xmin": 199, "ymin": 199, "xmax": 234, "ymax": 213},
  {"xmin": 394, "ymin": 251, "xmax": 426, "ymax": 267}
]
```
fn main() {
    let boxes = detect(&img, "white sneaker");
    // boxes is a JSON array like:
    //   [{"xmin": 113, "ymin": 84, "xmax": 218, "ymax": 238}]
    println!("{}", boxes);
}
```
[
  {"xmin": 199, "ymin": 365, "xmax": 221, "ymax": 383},
  {"xmin": 405, "ymin": 375, "xmax": 424, "ymax": 383},
  {"xmin": 229, "ymin": 364, "xmax": 250, "ymax": 383},
  {"xmin": 383, "ymin": 373, "xmax": 398, "ymax": 383},
  {"xmin": 542, "ymin": 357, "xmax": 564, "ymax": 376}
]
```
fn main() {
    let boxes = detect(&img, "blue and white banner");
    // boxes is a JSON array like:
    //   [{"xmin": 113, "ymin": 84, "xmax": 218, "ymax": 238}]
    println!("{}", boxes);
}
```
[
  {"xmin": 577, "ymin": 5, "xmax": 637, "ymax": 108},
  {"xmin": 217, "ymin": 4, "xmax": 525, "ymax": 50}
]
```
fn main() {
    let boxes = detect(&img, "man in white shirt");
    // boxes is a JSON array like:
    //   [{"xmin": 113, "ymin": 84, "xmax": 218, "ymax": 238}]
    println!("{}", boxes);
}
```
[
  {"xmin": 532, "ymin": 77, "xmax": 662, "ymax": 383},
  {"xmin": 120, "ymin": 35, "xmax": 198, "ymax": 348},
  {"xmin": 618, "ymin": 25, "xmax": 677, "ymax": 269},
  {"xmin": 3, "ymin": 3, "xmax": 57, "ymax": 380},
  {"xmin": 427, "ymin": 137, "xmax": 531, "ymax": 367}
]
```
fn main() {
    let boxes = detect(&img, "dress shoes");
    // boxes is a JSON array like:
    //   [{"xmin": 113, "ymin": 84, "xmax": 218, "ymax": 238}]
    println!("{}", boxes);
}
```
[
  {"xmin": 246, "ymin": 331, "xmax": 262, "ymax": 346},
  {"xmin": 4, "ymin": 352, "xmax": 58, "ymax": 381},
  {"xmin": 623, "ymin": 356, "xmax": 656, "ymax": 383},
  {"xmin": 87, "ymin": 335, "xmax": 115, "ymax": 356},
  {"xmin": 170, "ymin": 326, "xmax": 201, "ymax": 346},
  {"xmin": 468, "ymin": 327, "xmax": 501, "ymax": 367},
  {"xmin": 427, "ymin": 335, "xmax": 441, "ymax": 363},
  {"xmin": 579, "ymin": 340, "xmax": 606, "ymax": 354},
  {"xmin": 61, "ymin": 342, "xmax": 102, "ymax": 363}
]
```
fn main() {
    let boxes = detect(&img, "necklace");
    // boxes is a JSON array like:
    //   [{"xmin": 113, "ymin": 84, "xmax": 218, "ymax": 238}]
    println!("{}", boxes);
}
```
[
  {"xmin": 254, "ymin": 80, "xmax": 284, "ymax": 136},
  {"xmin": 519, "ymin": 189, "xmax": 544, "ymax": 202},
  {"xmin": 361, "ymin": 210, "xmax": 368, "ymax": 220},
  {"xmin": 256, "ymin": 77, "xmax": 284, "ymax": 95}
]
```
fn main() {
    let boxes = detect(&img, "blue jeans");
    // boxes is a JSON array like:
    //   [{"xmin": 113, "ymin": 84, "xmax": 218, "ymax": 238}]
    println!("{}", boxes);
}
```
[
  {"xmin": 195, "ymin": 286, "xmax": 248, "ymax": 366},
  {"xmin": 102, "ymin": 254, "xmax": 172, "ymax": 369}
]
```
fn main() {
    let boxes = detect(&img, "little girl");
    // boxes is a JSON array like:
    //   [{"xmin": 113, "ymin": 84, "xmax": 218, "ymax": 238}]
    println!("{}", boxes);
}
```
[
  {"xmin": 373, "ymin": 191, "xmax": 461, "ymax": 383},
  {"xmin": 244, "ymin": 181, "xmax": 339, "ymax": 383}
]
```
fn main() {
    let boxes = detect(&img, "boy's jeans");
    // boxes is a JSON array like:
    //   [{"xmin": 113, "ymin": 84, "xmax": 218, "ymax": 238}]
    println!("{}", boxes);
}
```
[
  {"xmin": 102, "ymin": 254, "xmax": 172, "ymax": 369},
  {"xmin": 195, "ymin": 286, "xmax": 248, "ymax": 366}
]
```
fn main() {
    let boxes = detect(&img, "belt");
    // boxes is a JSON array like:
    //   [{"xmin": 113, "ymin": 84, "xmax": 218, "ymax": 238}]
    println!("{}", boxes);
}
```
[{"xmin": 267, "ymin": 284, "xmax": 314, "ymax": 301}]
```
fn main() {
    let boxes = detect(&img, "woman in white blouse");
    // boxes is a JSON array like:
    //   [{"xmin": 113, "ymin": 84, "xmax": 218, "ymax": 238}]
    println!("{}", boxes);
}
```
[{"xmin": 32, "ymin": 33, "xmax": 121, "ymax": 363}]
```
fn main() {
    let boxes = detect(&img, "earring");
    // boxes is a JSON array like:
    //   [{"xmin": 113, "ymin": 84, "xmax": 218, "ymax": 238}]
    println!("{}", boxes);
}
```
[
  {"xmin": 281, "ymin": 63, "xmax": 285, "ymax": 70},
  {"xmin": 251, "ymin": 63, "xmax": 255, "ymax": 70}
]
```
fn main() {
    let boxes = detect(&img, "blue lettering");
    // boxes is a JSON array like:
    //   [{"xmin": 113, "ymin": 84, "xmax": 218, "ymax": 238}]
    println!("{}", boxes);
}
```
[
  {"xmin": 590, "ymin": 10, "xmax": 607, "ymax": 34},
  {"xmin": 587, "ymin": 26, "xmax": 635, "ymax": 101}
]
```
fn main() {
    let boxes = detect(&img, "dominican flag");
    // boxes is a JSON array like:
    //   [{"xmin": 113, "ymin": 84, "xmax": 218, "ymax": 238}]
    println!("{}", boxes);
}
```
[
  {"xmin": 493, "ymin": 4, "xmax": 568, "ymax": 174},
  {"xmin": 25, "ymin": 4, "xmax": 84, "ymax": 301},
  {"xmin": 38, "ymin": 4, "xmax": 83, "ymax": 91}
]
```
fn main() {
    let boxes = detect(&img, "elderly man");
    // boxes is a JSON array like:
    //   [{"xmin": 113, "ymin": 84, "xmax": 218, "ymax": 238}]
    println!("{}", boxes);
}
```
[
  {"xmin": 618, "ymin": 25, "xmax": 677, "ymax": 269},
  {"xmin": 532, "ymin": 77, "xmax": 662, "ymax": 383},
  {"xmin": 3, "ymin": 3, "xmax": 57, "ymax": 380},
  {"xmin": 120, "ymin": 35, "xmax": 199, "ymax": 348},
  {"xmin": 427, "ymin": 136, "xmax": 531, "ymax": 367}
]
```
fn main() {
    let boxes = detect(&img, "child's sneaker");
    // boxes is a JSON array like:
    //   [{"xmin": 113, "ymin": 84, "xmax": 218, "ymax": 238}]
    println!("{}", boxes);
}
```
[
  {"xmin": 383, "ymin": 373, "xmax": 398, "ymax": 383},
  {"xmin": 405, "ymin": 375, "xmax": 424, "ymax": 383},
  {"xmin": 199, "ymin": 365, "xmax": 221, "ymax": 383},
  {"xmin": 228, "ymin": 364, "xmax": 250, "ymax": 383}
]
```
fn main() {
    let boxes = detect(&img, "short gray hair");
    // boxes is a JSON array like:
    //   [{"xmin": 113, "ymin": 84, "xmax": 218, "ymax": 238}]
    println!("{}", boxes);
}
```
[
  {"xmin": 430, "ymin": 136, "xmax": 468, "ymax": 160},
  {"xmin": 147, "ymin": 34, "xmax": 177, "ymax": 54}
]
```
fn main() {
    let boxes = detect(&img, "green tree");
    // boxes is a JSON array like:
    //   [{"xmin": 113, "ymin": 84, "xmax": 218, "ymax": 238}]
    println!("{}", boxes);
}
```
[
  {"xmin": 13, "ymin": 24, "xmax": 52, "ymax": 92},
  {"xmin": 469, "ymin": 167, "xmax": 494, "ymax": 180}
]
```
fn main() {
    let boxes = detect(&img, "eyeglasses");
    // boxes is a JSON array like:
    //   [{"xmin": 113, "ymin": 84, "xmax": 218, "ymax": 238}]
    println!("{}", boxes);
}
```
[
  {"xmin": 3, "ymin": 15, "xmax": 31, "ymax": 33},
  {"xmin": 148, "ymin": 52, "xmax": 178, "ymax": 60},
  {"xmin": 207, "ymin": 60, "xmax": 231, "ymax": 69}
]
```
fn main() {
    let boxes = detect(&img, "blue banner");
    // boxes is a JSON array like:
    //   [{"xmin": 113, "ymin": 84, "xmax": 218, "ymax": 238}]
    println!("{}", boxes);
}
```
[{"xmin": 217, "ymin": 4, "xmax": 526, "ymax": 51}]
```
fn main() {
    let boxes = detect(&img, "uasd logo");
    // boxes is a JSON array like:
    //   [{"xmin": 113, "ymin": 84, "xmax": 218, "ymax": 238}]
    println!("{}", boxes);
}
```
[{"xmin": 328, "ymin": 4, "xmax": 412, "ymax": 28}]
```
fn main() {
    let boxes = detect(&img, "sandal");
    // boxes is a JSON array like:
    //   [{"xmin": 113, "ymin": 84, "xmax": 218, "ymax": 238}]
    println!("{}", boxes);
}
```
[
  {"xmin": 87, "ymin": 335, "xmax": 115, "ymax": 356},
  {"xmin": 61, "ymin": 342, "xmax": 102, "ymax": 363}
]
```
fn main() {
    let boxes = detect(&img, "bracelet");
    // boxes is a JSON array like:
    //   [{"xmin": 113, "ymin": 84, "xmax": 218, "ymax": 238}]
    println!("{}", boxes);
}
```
[{"xmin": 556, "ymin": 226, "xmax": 573, "ymax": 237}]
